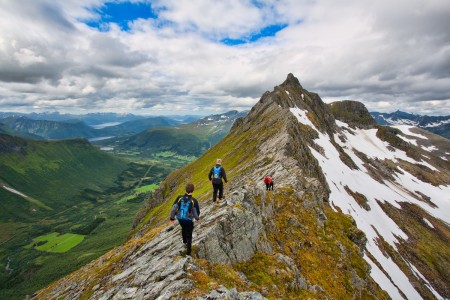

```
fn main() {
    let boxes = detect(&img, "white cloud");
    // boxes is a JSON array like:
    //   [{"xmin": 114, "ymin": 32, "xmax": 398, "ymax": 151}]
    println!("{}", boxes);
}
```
[{"xmin": 0, "ymin": 0, "xmax": 449, "ymax": 115}]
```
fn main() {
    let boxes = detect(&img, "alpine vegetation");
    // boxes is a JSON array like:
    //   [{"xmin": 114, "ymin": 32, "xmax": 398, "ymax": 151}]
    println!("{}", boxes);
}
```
[{"xmin": 35, "ymin": 74, "xmax": 449, "ymax": 300}]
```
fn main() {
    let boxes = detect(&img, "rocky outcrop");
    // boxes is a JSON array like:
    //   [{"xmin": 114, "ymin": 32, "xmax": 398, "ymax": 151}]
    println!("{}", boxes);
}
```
[{"xmin": 328, "ymin": 100, "xmax": 377, "ymax": 128}]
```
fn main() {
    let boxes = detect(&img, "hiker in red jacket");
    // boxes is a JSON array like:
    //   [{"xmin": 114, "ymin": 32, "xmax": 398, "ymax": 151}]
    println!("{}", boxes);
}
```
[{"xmin": 264, "ymin": 175, "xmax": 274, "ymax": 191}]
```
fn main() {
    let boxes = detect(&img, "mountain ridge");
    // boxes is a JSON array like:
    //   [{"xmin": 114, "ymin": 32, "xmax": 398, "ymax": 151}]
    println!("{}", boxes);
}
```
[
  {"xmin": 35, "ymin": 74, "xmax": 449, "ymax": 299},
  {"xmin": 371, "ymin": 110, "xmax": 450, "ymax": 139}
]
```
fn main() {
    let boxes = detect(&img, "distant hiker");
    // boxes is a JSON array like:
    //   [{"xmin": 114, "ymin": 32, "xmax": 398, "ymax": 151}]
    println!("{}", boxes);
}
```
[
  {"xmin": 208, "ymin": 158, "xmax": 228, "ymax": 203},
  {"xmin": 264, "ymin": 175, "xmax": 274, "ymax": 191},
  {"xmin": 170, "ymin": 183, "xmax": 200, "ymax": 256}
]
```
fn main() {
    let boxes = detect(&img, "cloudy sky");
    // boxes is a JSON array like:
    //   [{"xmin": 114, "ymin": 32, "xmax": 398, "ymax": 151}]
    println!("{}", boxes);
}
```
[{"xmin": 0, "ymin": 0, "xmax": 449, "ymax": 116}]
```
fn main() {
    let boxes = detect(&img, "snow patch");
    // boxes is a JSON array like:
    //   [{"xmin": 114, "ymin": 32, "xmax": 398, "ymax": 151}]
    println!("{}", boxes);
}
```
[
  {"xmin": 394, "ymin": 125, "xmax": 428, "ymax": 139},
  {"xmin": 289, "ymin": 107, "xmax": 316, "ymax": 129},
  {"xmin": 422, "ymin": 218, "xmax": 434, "ymax": 228},
  {"xmin": 423, "ymin": 119, "xmax": 450, "ymax": 128},
  {"xmin": 397, "ymin": 135, "xmax": 418, "ymax": 146},
  {"xmin": 285, "ymin": 90, "xmax": 290, "ymax": 95},
  {"xmin": 338, "ymin": 127, "xmax": 438, "ymax": 171},
  {"xmin": 388, "ymin": 118, "xmax": 418, "ymax": 126},
  {"xmin": 366, "ymin": 256, "xmax": 406, "ymax": 300},
  {"xmin": 421, "ymin": 145, "xmax": 438, "ymax": 152},
  {"xmin": 409, "ymin": 264, "xmax": 444, "ymax": 299},
  {"xmin": 335, "ymin": 120, "xmax": 348, "ymax": 128}
]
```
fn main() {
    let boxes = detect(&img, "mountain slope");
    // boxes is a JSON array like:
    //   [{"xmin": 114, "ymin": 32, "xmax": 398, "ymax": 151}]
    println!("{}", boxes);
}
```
[
  {"xmin": 0, "ymin": 116, "xmax": 99, "ymax": 139},
  {"xmin": 118, "ymin": 110, "xmax": 247, "ymax": 156},
  {"xmin": 0, "ymin": 122, "xmax": 44, "ymax": 140},
  {"xmin": 98, "ymin": 116, "xmax": 181, "ymax": 136},
  {"xmin": 0, "ymin": 134, "xmax": 155, "ymax": 299},
  {"xmin": 371, "ymin": 110, "xmax": 450, "ymax": 139},
  {"xmin": 36, "ymin": 75, "xmax": 449, "ymax": 299},
  {"xmin": 0, "ymin": 134, "xmax": 128, "ymax": 211}
]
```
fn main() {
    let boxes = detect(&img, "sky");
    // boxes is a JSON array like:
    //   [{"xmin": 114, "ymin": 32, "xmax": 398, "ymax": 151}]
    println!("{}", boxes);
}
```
[{"xmin": 0, "ymin": 0, "xmax": 449, "ymax": 116}]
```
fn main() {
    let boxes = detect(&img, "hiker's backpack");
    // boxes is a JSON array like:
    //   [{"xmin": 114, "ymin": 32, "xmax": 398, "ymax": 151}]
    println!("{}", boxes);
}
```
[
  {"xmin": 212, "ymin": 166, "xmax": 222, "ymax": 183},
  {"xmin": 177, "ymin": 195, "xmax": 194, "ymax": 220},
  {"xmin": 264, "ymin": 176, "xmax": 272, "ymax": 184}
]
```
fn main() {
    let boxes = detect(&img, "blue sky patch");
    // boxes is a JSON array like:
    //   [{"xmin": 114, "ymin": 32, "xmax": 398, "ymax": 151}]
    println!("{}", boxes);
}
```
[
  {"xmin": 221, "ymin": 23, "xmax": 288, "ymax": 46},
  {"xmin": 86, "ymin": 2, "xmax": 157, "ymax": 31}
]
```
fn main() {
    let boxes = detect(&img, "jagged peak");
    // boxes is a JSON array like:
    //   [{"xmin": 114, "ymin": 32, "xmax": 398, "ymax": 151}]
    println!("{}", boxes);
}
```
[{"xmin": 280, "ymin": 73, "xmax": 303, "ymax": 89}]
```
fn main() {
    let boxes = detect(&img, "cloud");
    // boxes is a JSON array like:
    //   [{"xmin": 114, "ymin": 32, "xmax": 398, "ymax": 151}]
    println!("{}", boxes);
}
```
[{"xmin": 0, "ymin": 0, "xmax": 449, "ymax": 115}]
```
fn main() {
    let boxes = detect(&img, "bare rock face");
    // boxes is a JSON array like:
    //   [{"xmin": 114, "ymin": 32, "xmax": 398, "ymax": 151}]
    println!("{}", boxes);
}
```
[
  {"xmin": 328, "ymin": 100, "xmax": 377, "ymax": 128},
  {"xmin": 196, "ymin": 188, "xmax": 268, "ymax": 264}
]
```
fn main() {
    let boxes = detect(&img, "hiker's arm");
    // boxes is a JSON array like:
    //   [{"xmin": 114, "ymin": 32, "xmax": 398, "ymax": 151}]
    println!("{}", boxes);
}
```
[
  {"xmin": 194, "ymin": 200, "xmax": 200, "ymax": 217},
  {"xmin": 208, "ymin": 168, "xmax": 213, "ymax": 181},
  {"xmin": 193, "ymin": 207, "xmax": 199, "ymax": 221},
  {"xmin": 169, "ymin": 204, "xmax": 178, "ymax": 221},
  {"xmin": 222, "ymin": 168, "xmax": 228, "ymax": 183}
]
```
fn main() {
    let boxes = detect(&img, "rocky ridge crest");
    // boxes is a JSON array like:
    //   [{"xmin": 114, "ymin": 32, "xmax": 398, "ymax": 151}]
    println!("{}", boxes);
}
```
[{"xmin": 36, "ymin": 74, "xmax": 449, "ymax": 299}]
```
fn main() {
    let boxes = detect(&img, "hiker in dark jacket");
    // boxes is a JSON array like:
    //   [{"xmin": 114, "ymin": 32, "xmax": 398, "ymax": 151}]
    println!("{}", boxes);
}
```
[
  {"xmin": 170, "ymin": 183, "xmax": 200, "ymax": 256},
  {"xmin": 208, "ymin": 158, "xmax": 228, "ymax": 203}
]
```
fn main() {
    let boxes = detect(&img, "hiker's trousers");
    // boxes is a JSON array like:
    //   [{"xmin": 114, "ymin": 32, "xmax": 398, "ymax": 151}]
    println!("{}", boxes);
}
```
[
  {"xmin": 178, "ymin": 218, "xmax": 194, "ymax": 255},
  {"xmin": 212, "ymin": 182, "xmax": 224, "ymax": 202}
]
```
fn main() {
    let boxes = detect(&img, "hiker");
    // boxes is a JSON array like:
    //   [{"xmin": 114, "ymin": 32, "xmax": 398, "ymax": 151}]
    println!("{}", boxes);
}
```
[
  {"xmin": 208, "ymin": 158, "xmax": 228, "ymax": 203},
  {"xmin": 264, "ymin": 175, "xmax": 274, "ymax": 191},
  {"xmin": 169, "ymin": 183, "xmax": 200, "ymax": 256}
]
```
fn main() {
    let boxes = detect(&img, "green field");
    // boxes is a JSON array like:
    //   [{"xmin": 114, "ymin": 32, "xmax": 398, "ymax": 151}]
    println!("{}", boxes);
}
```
[
  {"xmin": 27, "ymin": 232, "xmax": 85, "ymax": 253},
  {"xmin": 135, "ymin": 183, "xmax": 158, "ymax": 193},
  {"xmin": 116, "ymin": 183, "xmax": 158, "ymax": 204},
  {"xmin": 116, "ymin": 194, "xmax": 137, "ymax": 204}
]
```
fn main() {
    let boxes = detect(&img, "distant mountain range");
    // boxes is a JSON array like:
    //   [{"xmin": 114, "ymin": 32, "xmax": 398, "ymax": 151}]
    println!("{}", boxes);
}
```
[
  {"xmin": 117, "ymin": 110, "xmax": 247, "ymax": 156},
  {"xmin": 0, "ymin": 112, "xmax": 242, "ymax": 143},
  {"xmin": 0, "ymin": 112, "xmax": 145, "ymax": 126},
  {"xmin": 371, "ymin": 110, "xmax": 450, "ymax": 139},
  {"xmin": 0, "ymin": 115, "xmax": 185, "ymax": 140}
]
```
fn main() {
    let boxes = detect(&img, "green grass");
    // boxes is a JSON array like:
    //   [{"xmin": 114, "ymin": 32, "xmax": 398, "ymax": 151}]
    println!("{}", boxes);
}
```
[
  {"xmin": 116, "ymin": 194, "xmax": 137, "ymax": 204},
  {"xmin": 116, "ymin": 184, "xmax": 158, "ymax": 204},
  {"xmin": 135, "ymin": 183, "xmax": 158, "ymax": 193},
  {"xmin": 28, "ymin": 232, "xmax": 85, "ymax": 253}
]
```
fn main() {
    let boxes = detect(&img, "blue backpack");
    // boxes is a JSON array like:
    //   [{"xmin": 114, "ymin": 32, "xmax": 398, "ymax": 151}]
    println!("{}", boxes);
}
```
[
  {"xmin": 213, "ymin": 166, "xmax": 222, "ymax": 180},
  {"xmin": 177, "ymin": 196, "xmax": 194, "ymax": 220}
]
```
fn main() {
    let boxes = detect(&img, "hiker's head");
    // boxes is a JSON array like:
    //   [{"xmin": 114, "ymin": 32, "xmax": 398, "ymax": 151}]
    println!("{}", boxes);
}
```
[
  {"xmin": 186, "ymin": 183, "xmax": 195, "ymax": 194},
  {"xmin": 216, "ymin": 158, "xmax": 222, "ymax": 165}
]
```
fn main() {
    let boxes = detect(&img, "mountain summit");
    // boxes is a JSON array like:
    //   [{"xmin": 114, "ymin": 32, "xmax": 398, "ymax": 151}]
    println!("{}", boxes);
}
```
[{"xmin": 36, "ymin": 74, "xmax": 449, "ymax": 299}]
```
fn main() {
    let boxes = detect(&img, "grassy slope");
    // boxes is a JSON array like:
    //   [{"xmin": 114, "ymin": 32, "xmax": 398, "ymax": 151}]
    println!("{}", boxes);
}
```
[
  {"xmin": 0, "ymin": 134, "xmax": 133, "ymax": 299},
  {"xmin": 0, "ymin": 137, "xmax": 127, "ymax": 210},
  {"xmin": 119, "ymin": 119, "xmax": 234, "ymax": 157}
]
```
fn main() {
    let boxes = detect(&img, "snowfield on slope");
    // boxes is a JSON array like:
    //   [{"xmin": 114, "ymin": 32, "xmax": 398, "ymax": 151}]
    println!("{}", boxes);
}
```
[{"xmin": 290, "ymin": 107, "xmax": 449, "ymax": 300}]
